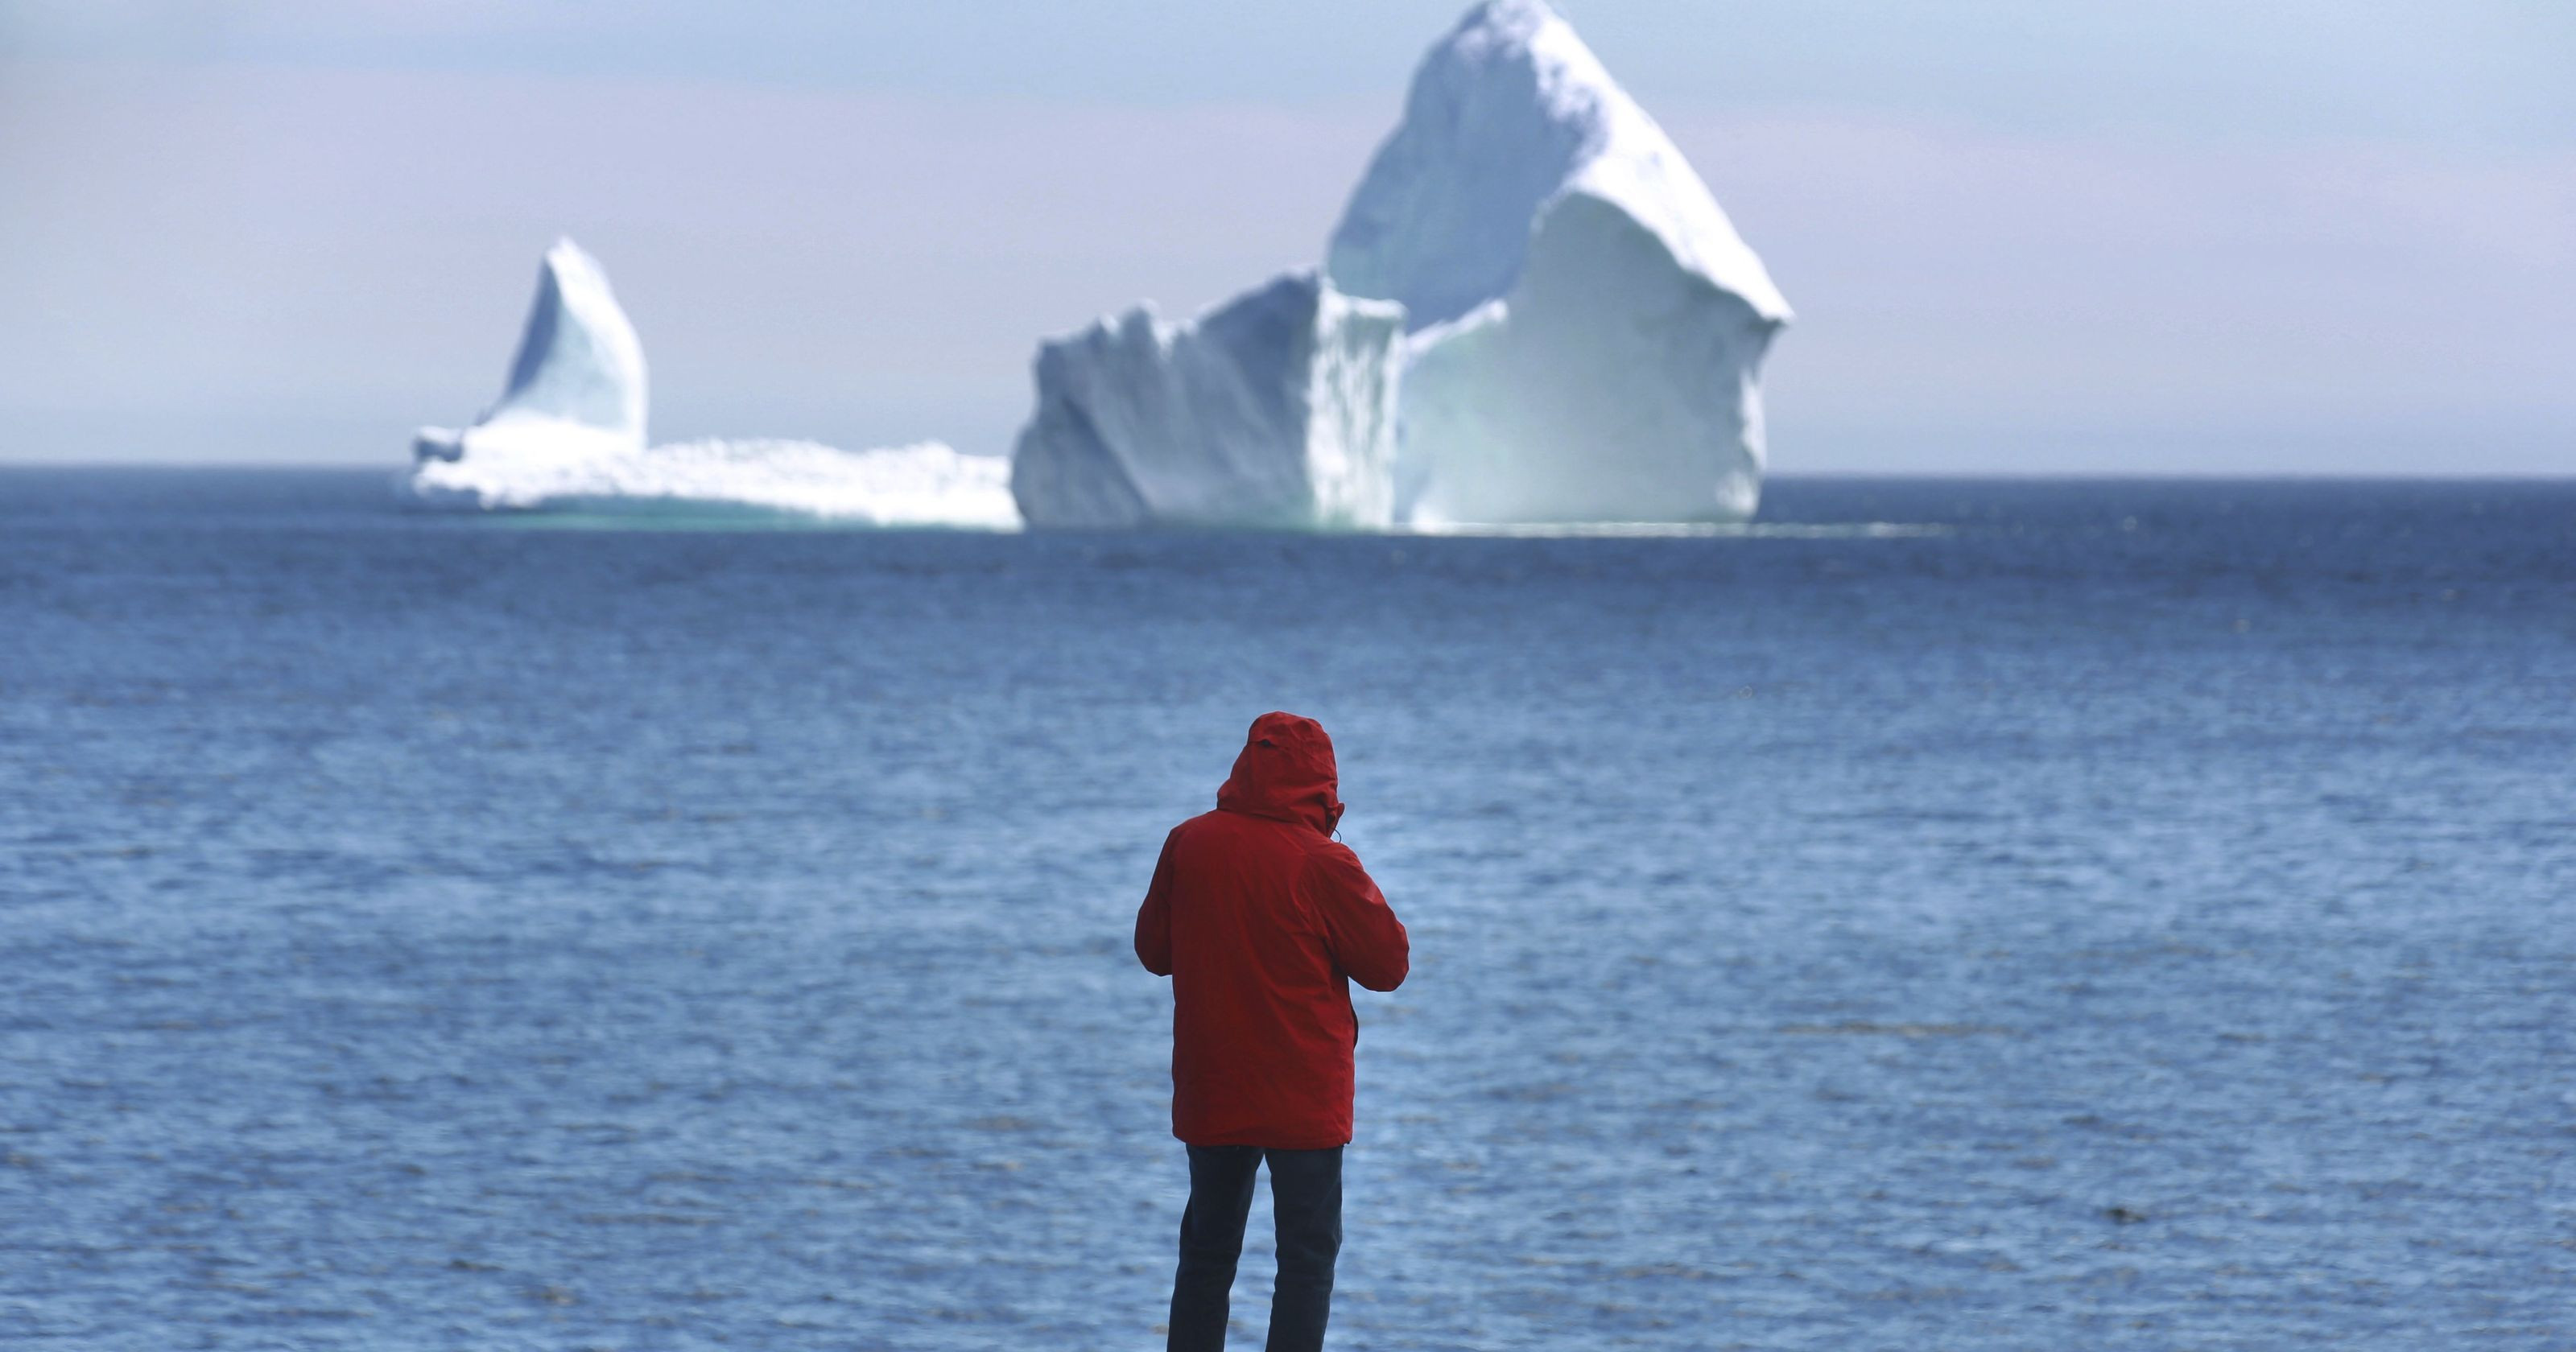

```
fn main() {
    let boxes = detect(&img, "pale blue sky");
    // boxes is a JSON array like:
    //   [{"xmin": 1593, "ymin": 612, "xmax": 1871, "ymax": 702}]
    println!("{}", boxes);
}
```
[{"xmin": 2, "ymin": 1, "xmax": 2570, "ymax": 471}]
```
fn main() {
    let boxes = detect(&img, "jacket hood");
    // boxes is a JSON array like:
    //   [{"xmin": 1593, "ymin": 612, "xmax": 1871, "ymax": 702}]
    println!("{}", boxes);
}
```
[{"xmin": 1216, "ymin": 711, "xmax": 1343, "ymax": 834}]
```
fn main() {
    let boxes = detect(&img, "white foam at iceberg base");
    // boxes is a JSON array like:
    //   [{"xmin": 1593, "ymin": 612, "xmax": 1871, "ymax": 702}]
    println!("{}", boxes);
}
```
[
  {"xmin": 407, "ymin": 438, "xmax": 1018, "ymax": 527},
  {"xmin": 1326, "ymin": 0, "xmax": 1790, "ymax": 524},
  {"xmin": 1009, "ymin": 271, "xmax": 1406, "ymax": 529}
]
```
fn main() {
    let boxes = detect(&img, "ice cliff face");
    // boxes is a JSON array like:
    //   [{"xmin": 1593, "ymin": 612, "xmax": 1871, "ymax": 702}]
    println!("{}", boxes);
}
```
[
  {"xmin": 1009, "ymin": 271, "xmax": 1406, "ymax": 529},
  {"xmin": 1327, "ymin": 0, "xmax": 1790, "ymax": 523}
]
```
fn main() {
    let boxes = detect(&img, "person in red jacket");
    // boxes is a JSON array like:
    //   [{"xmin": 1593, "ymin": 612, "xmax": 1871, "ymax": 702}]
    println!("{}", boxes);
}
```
[{"xmin": 1136, "ymin": 711, "xmax": 1410, "ymax": 1352}]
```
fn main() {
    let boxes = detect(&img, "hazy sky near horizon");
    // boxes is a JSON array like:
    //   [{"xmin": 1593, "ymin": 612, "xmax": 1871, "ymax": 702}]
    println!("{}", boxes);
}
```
[{"xmin": 2, "ymin": 1, "xmax": 2570, "ymax": 472}]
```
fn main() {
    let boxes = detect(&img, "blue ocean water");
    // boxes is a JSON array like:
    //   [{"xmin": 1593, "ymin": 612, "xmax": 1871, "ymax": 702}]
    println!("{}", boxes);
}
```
[{"xmin": 1, "ymin": 470, "xmax": 2570, "ymax": 1350}]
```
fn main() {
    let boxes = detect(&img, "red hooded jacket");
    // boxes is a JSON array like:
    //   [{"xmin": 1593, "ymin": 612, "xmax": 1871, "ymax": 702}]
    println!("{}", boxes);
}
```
[{"xmin": 1135, "ymin": 713, "xmax": 1410, "ymax": 1148}]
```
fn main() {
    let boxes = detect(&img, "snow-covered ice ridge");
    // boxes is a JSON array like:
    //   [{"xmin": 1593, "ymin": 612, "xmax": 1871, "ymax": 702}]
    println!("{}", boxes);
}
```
[
  {"xmin": 1009, "ymin": 0, "xmax": 1788, "ymax": 528},
  {"xmin": 1329, "ymin": 0, "xmax": 1790, "ymax": 525},
  {"xmin": 1009, "ymin": 272, "xmax": 1404, "ymax": 530},
  {"xmin": 406, "ymin": 239, "xmax": 1009, "ymax": 527}
]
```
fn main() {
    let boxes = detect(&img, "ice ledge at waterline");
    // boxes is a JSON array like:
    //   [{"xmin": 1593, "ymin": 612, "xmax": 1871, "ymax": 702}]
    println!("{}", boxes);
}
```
[{"xmin": 407, "ymin": 437, "xmax": 1017, "ymax": 527}]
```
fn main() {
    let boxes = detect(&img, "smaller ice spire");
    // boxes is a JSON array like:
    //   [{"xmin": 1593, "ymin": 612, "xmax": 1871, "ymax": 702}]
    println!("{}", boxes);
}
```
[{"xmin": 480, "ymin": 237, "xmax": 649, "ymax": 445}]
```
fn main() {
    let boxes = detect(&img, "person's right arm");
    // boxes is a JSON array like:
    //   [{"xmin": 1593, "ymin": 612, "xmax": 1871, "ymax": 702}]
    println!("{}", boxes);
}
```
[
  {"xmin": 1133, "ymin": 830, "xmax": 1179, "ymax": 977},
  {"xmin": 1306, "ymin": 843, "xmax": 1409, "ymax": 991}
]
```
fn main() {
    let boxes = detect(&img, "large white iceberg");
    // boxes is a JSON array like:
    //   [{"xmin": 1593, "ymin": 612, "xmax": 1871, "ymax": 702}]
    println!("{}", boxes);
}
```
[
  {"xmin": 1327, "ymin": 0, "xmax": 1791, "ymax": 524},
  {"xmin": 1009, "ymin": 271, "xmax": 1406, "ymax": 530},
  {"xmin": 407, "ymin": 239, "xmax": 1014, "ymax": 527}
]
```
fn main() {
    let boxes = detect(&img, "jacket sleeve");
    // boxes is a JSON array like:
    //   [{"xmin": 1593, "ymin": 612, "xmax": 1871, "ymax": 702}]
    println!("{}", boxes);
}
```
[
  {"xmin": 1134, "ymin": 830, "xmax": 1179, "ymax": 977},
  {"xmin": 1307, "ymin": 843, "xmax": 1409, "ymax": 992}
]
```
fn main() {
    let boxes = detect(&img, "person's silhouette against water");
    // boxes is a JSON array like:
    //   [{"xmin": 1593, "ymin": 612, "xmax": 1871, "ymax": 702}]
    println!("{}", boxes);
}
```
[{"xmin": 1136, "ymin": 712, "xmax": 1411, "ymax": 1352}]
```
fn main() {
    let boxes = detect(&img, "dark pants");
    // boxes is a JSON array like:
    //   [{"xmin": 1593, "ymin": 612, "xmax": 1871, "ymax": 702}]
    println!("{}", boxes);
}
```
[{"xmin": 1168, "ymin": 1144, "xmax": 1344, "ymax": 1352}]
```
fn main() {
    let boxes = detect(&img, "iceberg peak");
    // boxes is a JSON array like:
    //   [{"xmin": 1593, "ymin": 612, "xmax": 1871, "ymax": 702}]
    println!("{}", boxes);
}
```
[
  {"xmin": 411, "ymin": 237, "xmax": 647, "ymax": 472},
  {"xmin": 483, "ymin": 237, "xmax": 649, "ymax": 443},
  {"xmin": 1323, "ymin": 0, "xmax": 1790, "ymax": 523},
  {"xmin": 1327, "ymin": 0, "xmax": 1788, "ymax": 333}
]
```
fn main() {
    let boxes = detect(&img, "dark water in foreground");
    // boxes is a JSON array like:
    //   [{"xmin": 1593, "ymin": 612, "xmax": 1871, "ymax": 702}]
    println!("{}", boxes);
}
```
[{"xmin": 2, "ymin": 471, "xmax": 2570, "ymax": 1350}]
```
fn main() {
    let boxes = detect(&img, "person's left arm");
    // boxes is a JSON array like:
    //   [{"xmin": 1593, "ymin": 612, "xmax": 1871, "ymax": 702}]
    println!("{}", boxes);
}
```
[{"xmin": 1307, "ymin": 842, "xmax": 1409, "ymax": 991}]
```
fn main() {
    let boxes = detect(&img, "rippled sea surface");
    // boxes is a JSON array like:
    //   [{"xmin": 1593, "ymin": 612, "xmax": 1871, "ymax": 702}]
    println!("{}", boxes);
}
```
[{"xmin": 2, "ymin": 471, "xmax": 2570, "ymax": 1350}]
